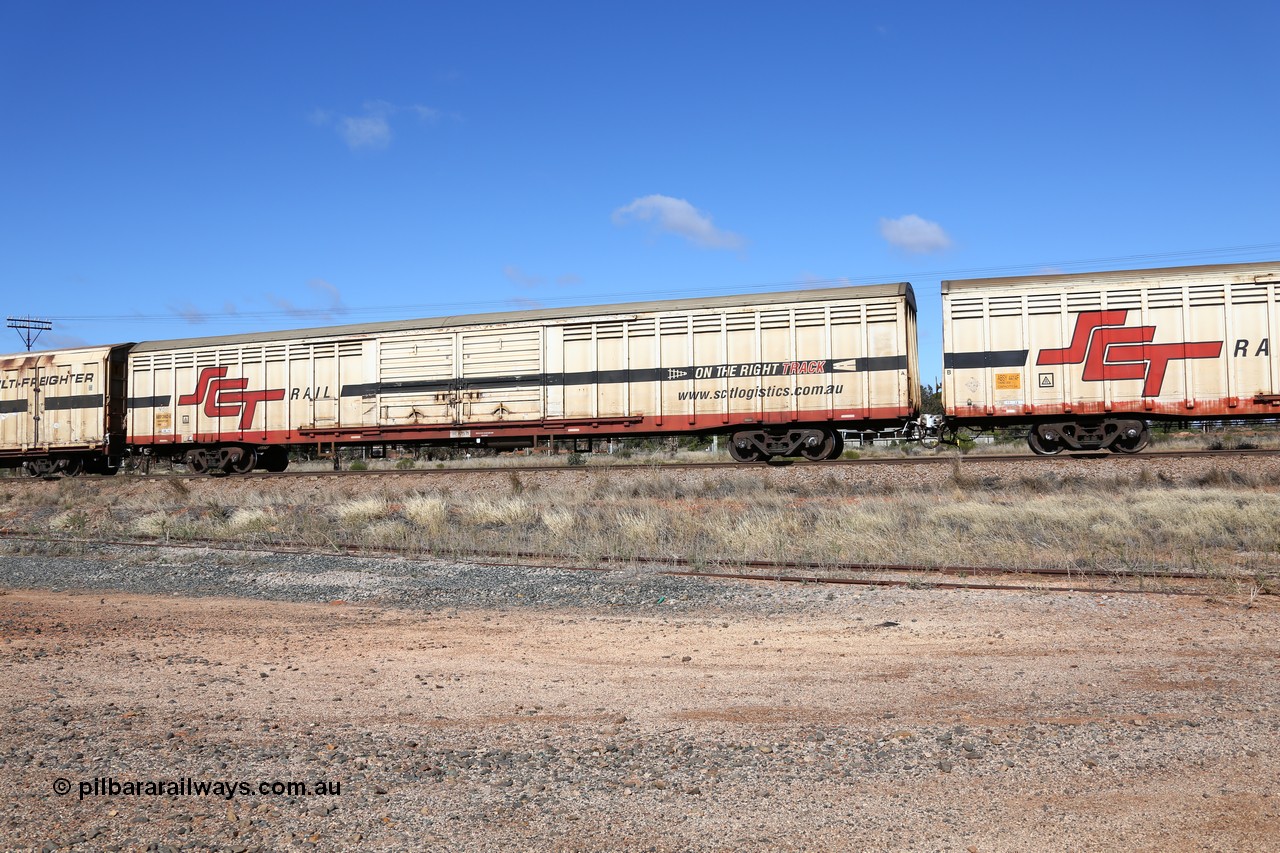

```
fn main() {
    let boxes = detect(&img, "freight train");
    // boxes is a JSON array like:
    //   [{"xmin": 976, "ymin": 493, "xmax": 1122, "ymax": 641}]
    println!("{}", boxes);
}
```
[{"xmin": 2, "ymin": 259, "xmax": 1277, "ymax": 475}]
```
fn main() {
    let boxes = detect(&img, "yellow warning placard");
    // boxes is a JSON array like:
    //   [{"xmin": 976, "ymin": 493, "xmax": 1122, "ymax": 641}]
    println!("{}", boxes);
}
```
[{"xmin": 995, "ymin": 372, "xmax": 1021, "ymax": 390}]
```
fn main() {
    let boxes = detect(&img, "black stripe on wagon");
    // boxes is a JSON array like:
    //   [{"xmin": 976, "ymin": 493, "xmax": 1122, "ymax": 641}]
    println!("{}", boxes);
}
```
[
  {"xmin": 127, "ymin": 395, "xmax": 173, "ymax": 409},
  {"xmin": 43, "ymin": 394, "xmax": 105, "ymax": 411},
  {"xmin": 851, "ymin": 355, "xmax": 909, "ymax": 373},
  {"xmin": 943, "ymin": 350, "xmax": 1029, "ymax": 370},
  {"xmin": 340, "ymin": 357, "xmax": 907, "ymax": 398},
  {"xmin": 0, "ymin": 399, "xmax": 29, "ymax": 414}
]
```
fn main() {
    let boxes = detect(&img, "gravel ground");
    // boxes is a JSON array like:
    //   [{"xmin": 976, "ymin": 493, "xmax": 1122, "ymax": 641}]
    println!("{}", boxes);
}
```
[{"xmin": 2, "ymin": 543, "xmax": 1279, "ymax": 852}]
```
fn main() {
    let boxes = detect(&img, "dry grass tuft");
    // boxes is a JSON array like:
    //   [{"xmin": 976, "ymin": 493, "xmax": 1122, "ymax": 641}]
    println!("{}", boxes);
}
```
[
  {"xmin": 334, "ymin": 497, "xmax": 389, "ymax": 523},
  {"xmin": 130, "ymin": 512, "xmax": 172, "ymax": 537},
  {"xmin": 225, "ymin": 507, "xmax": 275, "ymax": 533},
  {"xmin": 404, "ymin": 495, "xmax": 449, "ymax": 533},
  {"xmin": 540, "ymin": 507, "xmax": 577, "ymax": 538},
  {"xmin": 460, "ymin": 496, "xmax": 537, "ymax": 527}
]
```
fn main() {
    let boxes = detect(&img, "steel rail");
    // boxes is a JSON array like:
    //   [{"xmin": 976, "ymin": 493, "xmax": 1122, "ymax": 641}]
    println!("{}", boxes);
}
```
[
  {"xmin": 0, "ymin": 532, "xmax": 1261, "ymax": 598},
  {"xmin": 6, "ymin": 446, "xmax": 1275, "ymax": 482}
]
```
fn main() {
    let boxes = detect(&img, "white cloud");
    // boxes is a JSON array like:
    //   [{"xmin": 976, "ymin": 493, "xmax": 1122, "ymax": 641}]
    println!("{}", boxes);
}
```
[
  {"xmin": 266, "ymin": 294, "xmax": 307, "ymax": 317},
  {"xmin": 170, "ymin": 302, "xmax": 209, "ymax": 324},
  {"xmin": 612, "ymin": 194, "xmax": 744, "ymax": 250},
  {"xmin": 340, "ymin": 115, "xmax": 392, "ymax": 150},
  {"xmin": 878, "ymin": 214, "xmax": 953, "ymax": 254},
  {"xmin": 307, "ymin": 278, "xmax": 348, "ymax": 314},
  {"xmin": 313, "ymin": 100, "xmax": 443, "ymax": 151},
  {"xmin": 265, "ymin": 279, "xmax": 349, "ymax": 320},
  {"xmin": 503, "ymin": 265, "xmax": 545, "ymax": 288}
]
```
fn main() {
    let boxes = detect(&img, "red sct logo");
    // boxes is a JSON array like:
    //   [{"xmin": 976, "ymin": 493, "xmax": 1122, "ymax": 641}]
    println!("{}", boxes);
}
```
[
  {"xmin": 1037, "ymin": 310, "xmax": 1222, "ymax": 397},
  {"xmin": 177, "ymin": 367, "xmax": 286, "ymax": 429}
]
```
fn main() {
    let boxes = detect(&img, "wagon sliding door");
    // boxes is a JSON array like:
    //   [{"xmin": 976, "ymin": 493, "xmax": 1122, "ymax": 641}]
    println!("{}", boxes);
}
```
[
  {"xmin": 373, "ymin": 333, "xmax": 455, "ymax": 427},
  {"xmin": 456, "ymin": 326, "xmax": 543, "ymax": 425}
]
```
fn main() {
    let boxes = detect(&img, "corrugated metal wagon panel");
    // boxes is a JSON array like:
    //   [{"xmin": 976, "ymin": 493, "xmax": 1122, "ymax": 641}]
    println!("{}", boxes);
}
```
[
  {"xmin": 0, "ymin": 345, "xmax": 120, "ymax": 458},
  {"xmin": 122, "ymin": 282, "xmax": 917, "ymax": 454},
  {"xmin": 942, "ymin": 260, "xmax": 1280, "ymax": 422}
]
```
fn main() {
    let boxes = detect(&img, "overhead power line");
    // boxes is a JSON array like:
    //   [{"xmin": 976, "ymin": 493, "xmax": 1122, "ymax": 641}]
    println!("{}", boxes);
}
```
[{"xmin": 30, "ymin": 241, "xmax": 1280, "ymax": 325}]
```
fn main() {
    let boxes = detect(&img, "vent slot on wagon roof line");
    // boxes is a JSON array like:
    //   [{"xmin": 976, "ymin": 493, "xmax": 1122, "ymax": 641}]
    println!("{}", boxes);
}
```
[
  {"xmin": 757, "ymin": 309, "xmax": 791, "ymax": 331},
  {"xmin": 1188, "ymin": 282, "xmax": 1226, "ymax": 307},
  {"xmin": 1066, "ymin": 291, "xmax": 1103, "ymax": 312},
  {"xmin": 1102, "ymin": 289, "xmax": 1142, "ymax": 310},
  {"xmin": 1026, "ymin": 293, "xmax": 1061, "ymax": 315},
  {"xmin": 628, "ymin": 318, "xmax": 655, "ymax": 337},
  {"xmin": 793, "ymin": 306, "xmax": 826, "ymax": 328},
  {"xmin": 595, "ymin": 322, "xmax": 624, "ymax": 340},
  {"xmin": 864, "ymin": 303, "xmax": 899, "ymax": 323},
  {"xmin": 1145, "ymin": 286, "xmax": 1184, "ymax": 309},
  {"xmin": 1231, "ymin": 281, "xmax": 1269, "ymax": 304},
  {"xmin": 987, "ymin": 296, "xmax": 1023, "ymax": 318},
  {"xmin": 948, "ymin": 295, "xmax": 985, "ymax": 320},
  {"xmin": 691, "ymin": 314, "xmax": 722, "ymax": 333}
]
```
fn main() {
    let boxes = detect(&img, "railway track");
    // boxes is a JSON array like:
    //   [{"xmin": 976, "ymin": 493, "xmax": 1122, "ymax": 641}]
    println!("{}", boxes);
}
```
[
  {"xmin": 9, "ymin": 445, "xmax": 1277, "ymax": 482},
  {"xmin": 2, "ymin": 532, "xmax": 1267, "ymax": 598}
]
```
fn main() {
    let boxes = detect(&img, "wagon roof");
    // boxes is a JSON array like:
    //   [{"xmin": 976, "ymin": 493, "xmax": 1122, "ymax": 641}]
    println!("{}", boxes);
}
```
[
  {"xmin": 940, "ymin": 259, "xmax": 1279, "ymax": 293},
  {"xmin": 129, "ymin": 282, "xmax": 913, "ymax": 352}
]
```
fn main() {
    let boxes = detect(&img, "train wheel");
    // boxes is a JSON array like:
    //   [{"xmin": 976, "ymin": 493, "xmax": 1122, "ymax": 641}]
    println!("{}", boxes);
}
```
[
  {"xmin": 728, "ymin": 436, "xmax": 764, "ymax": 463},
  {"xmin": 1110, "ymin": 424, "xmax": 1150, "ymax": 454},
  {"xmin": 1026, "ymin": 427, "xmax": 1063, "ymax": 456},
  {"xmin": 61, "ymin": 457, "xmax": 84, "ymax": 477},
  {"xmin": 226, "ymin": 447, "xmax": 258, "ymax": 475},
  {"xmin": 23, "ymin": 459, "xmax": 55, "ymax": 478},
  {"xmin": 184, "ymin": 449, "xmax": 211, "ymax": 475},
  {"xmin": 825, "ymin": 431, "xmax": 845, "ymax": 460},
  {"xmin": 799, "ymin": 430, "xmax": 838, "ymax": 461}
]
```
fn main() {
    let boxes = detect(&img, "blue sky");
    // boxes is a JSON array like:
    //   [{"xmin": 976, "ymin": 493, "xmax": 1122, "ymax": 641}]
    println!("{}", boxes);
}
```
[{"xmin": 3, "ymin": 1, "xmax": 1278, "ymax": 382}]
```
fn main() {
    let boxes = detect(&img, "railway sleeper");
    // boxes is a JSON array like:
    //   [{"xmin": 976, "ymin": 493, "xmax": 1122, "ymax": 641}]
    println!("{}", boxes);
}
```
[{"xmin": 1028, "ymin": 419, "xmax": 1149, "ymax": 455}]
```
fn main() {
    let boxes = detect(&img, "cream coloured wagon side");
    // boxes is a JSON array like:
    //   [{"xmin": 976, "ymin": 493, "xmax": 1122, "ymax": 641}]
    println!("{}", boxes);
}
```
[
  {"xmin": 126, "ymin": 284, "xmax": 919, "ymax": 472},
  {"xmin": 0, "ymin": 344, "xmax": 130, "ymax": 475},
  {"xmin": 942, "ymin": 260, "xmax": 1280, "ymax": 454}
]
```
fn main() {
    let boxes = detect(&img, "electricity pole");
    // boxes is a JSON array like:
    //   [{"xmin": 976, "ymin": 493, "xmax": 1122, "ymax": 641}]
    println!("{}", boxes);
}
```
[{"xmin": 7, "ymin": 316, "xmax": 53, "ymax": 351}]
